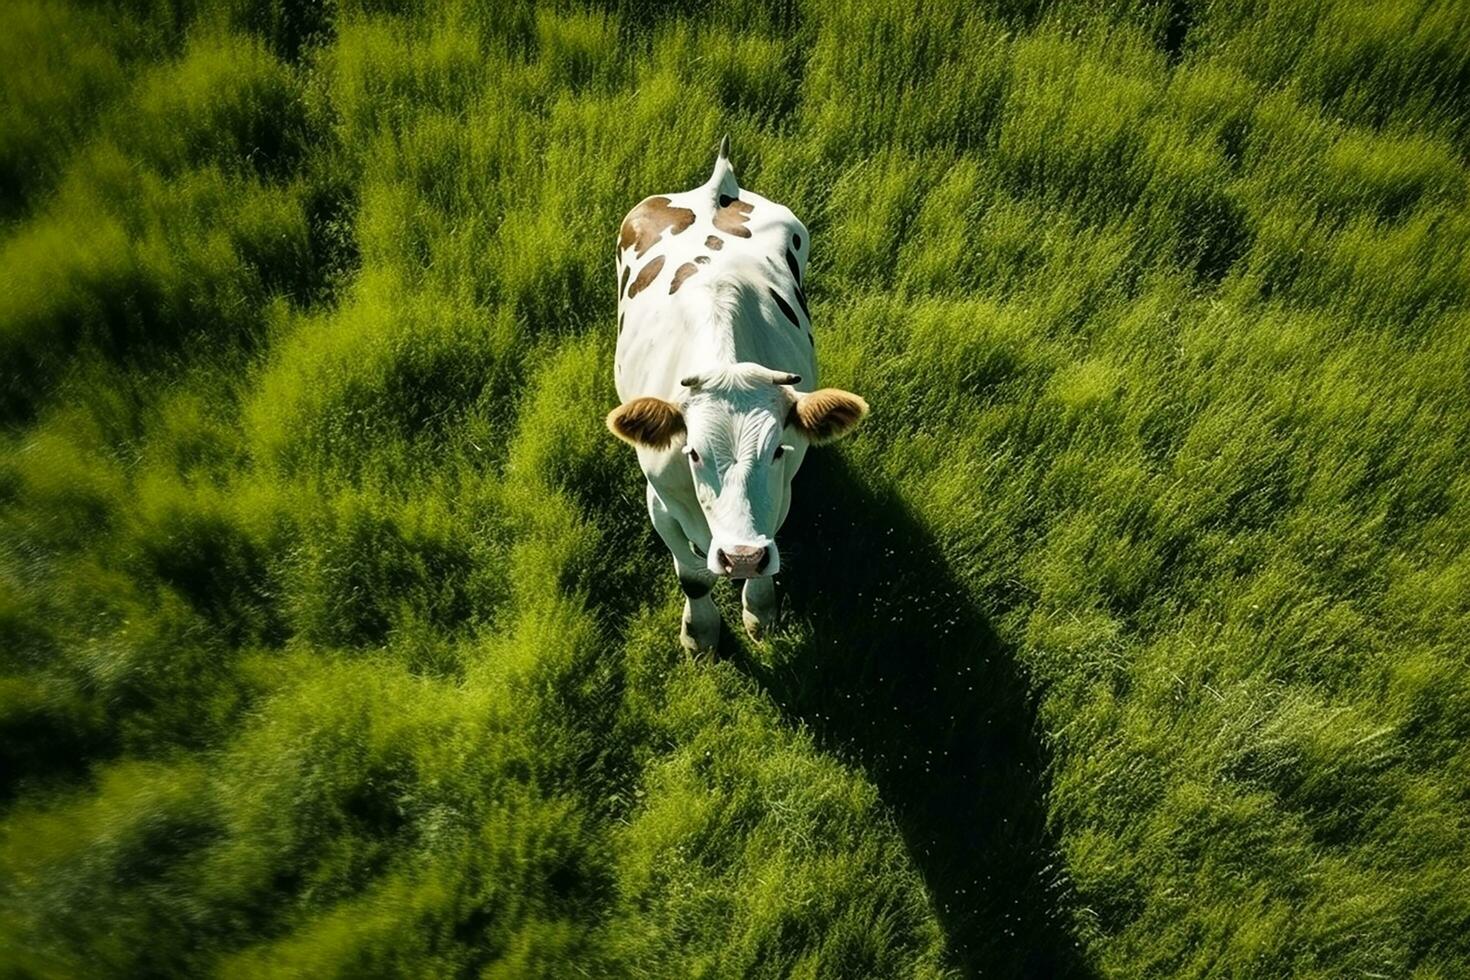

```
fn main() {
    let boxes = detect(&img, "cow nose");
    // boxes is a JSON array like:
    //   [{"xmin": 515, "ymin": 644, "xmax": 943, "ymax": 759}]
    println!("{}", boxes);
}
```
[{"xmin": 718, "ymin": 545, "xmax": 767, "ymax": 577}]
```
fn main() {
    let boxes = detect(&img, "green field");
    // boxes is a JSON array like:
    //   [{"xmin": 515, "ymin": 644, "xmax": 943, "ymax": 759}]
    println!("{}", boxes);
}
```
[{"xmin": 2, "ymin": 0, "xmax": 1468, "ymax": 976}]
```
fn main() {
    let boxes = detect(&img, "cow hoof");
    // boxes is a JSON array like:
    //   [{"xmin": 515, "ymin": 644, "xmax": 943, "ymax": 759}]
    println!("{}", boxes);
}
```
[
  {"xmin": 680, "ymin": 617, "xmax": 719, "ymax": 654},
  {"xmin": 742, "ymin": 607, "xmax": 767, "ymax": 640},
  {"xmin": 741, "ymin": 578, "xmax": 777, "ymax": 641}
]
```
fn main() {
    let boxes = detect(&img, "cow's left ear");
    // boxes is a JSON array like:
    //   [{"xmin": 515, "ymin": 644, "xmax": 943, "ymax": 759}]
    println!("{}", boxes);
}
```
[
  {"xmin": 607, "ymin": 397, "xmax": 686, "ymax": 449},
  {"xmin": 789, "ymin": 388, "xmax": 869, "ymax": 445}
]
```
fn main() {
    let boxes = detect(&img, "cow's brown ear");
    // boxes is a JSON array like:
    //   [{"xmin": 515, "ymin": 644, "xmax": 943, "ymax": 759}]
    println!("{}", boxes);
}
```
[
  {"xmin": 790, "ymin": 388, "xmax": 868, "ymax": 445},
  {"xmin": 607, "ymin": 397, "xmax": 685, "ymax": 449}
]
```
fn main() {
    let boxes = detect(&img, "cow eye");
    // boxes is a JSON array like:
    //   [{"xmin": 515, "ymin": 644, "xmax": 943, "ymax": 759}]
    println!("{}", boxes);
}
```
[
  {"xmin": 683, "ymin": 446, "xmax": 700, "ymax": 464},
  {"xmin": 773, "ymin": 445, "xmax": 785, "ymax": 460}
]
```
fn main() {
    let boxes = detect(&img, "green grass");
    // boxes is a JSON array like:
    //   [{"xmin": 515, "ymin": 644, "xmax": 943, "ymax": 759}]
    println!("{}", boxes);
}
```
[{"xmin": 2, "ymin": 0, "xmax": 1468, "ymax": 976}]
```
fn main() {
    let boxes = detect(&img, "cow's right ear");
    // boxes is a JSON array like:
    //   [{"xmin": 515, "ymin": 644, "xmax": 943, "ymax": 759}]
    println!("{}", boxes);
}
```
[
  {"xmin": 789, "ymin": 388, "xmax": 869, "ymax": 445},
  {"xmin": 606, "ymin": 397, "xmax": 686, "ymax": 449}
]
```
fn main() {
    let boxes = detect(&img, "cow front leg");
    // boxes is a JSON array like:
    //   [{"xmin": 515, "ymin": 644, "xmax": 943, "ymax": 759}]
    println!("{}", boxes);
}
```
[
  {"xmin": 646, "ymin": 483, "xmax": 720, "ymax": 653},
  {"xmin": 678, "ymin": 568, "xmax": 720, "ymax": 653},
  {"xmin": 741, "ymin": 576, "xmax": 778, "ymax": 640}
]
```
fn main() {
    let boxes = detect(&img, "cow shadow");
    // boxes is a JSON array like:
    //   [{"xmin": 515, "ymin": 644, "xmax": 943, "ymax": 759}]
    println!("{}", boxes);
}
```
[{"xmin": 727, "ymin": 452, "xmax": 1094, "ymax": 978}]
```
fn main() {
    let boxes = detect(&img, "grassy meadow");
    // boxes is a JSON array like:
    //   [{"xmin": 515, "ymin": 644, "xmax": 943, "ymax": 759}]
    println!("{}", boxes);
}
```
[{"xmin": 2, "ymin": 0, "xmax": 1469, "ymax": 975}]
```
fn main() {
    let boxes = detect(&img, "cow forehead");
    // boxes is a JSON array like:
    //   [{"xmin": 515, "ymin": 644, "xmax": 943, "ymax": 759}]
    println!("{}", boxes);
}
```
[{"xmin": 685, "ymin": 390, "xmax": 786, "ymax": 445}]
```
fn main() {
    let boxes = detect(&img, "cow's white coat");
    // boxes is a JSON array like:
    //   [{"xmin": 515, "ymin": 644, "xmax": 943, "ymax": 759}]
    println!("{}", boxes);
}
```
[{"xmin": 613, "ymin": 143, "xmax": 819, "ymax": 650}]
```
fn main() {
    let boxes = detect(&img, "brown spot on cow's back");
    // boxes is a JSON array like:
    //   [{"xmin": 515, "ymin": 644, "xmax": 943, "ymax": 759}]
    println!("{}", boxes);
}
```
[
  {"xmin": 694, "ymin": 255, "xmax": 710, "ymax": 264},
  {"xmin": 619, "ymin": 196, "xmax": 696, "ymax": 258},
  {"xmin": 705, "ymin": 235, "xmax": 723, "ymax": 250},
  {"xmin": 713, "ymin": 195, "xmax": 754, "ymax": 238},
  {"xmin": 670, "ymin": 262, "xmax": 699, "ymax": 294},
  {"xmin": 627, "ymin": 255, "xmax": 665, "ymax": 298}
]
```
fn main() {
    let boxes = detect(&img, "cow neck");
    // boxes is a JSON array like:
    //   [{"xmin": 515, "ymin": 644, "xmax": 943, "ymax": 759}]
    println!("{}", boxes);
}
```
[
  {"xmin": 692, "ymin": 305, "xmax": 741, "ymax": 367},
  {"xmin": 692, "ymin": 279, "xmax": 772, "ymax": 368}
]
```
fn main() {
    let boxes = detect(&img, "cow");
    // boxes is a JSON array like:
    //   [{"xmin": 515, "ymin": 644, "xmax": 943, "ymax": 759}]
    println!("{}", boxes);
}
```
[{"xmin": 607, "ymin": 136, "xmax": 868, "ymax": 652}]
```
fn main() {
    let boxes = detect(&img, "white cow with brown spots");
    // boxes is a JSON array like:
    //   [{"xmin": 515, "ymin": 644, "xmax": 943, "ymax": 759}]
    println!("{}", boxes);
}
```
[{"xmin": 607, "ymin": 137, "xmax": 868, "ymax": 652}]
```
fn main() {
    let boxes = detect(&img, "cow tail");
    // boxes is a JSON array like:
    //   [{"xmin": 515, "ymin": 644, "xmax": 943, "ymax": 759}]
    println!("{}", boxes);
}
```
[{"xmin": 706, "ymin": 133, "xmax": 741, "ymax": 204}]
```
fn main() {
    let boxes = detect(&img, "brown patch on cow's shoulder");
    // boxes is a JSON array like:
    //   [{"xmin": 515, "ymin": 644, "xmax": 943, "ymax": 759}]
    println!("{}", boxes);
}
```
[
  {"xmin": 713, "ymin": 196, "xmax": 754, "ymax": 238},
  {"xmin": 619, "ymin": 196, "xmax": 696, "ymax": 258},
  {"xmin": 694, "ymin": 255, "xmax": 710, "ymax": 264},
  {"xmin": 705, "ymin": 235, "xmax": 723, "ymax": 250},
  {"xmin": 670, "ymin": 262, "xmax": 699, "ymax": 294},
  {"xmin": 627, "ymin": 255, "xmax": 665, "ymax": 298}
]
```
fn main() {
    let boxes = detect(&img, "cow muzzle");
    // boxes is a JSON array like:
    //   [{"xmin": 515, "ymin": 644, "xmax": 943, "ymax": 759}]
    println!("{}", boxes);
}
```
[{"xmin": 715, "ymin": 544, "xmax": 771, "ymax": 579}]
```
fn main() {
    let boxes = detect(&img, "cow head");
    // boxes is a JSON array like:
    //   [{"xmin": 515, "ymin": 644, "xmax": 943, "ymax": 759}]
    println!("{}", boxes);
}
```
[{"xmin": 607, "ymin": 362, "xmax": 867, "ymax": 579}]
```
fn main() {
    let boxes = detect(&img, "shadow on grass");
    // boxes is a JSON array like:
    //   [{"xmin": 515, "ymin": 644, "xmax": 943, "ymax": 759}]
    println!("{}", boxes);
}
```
[{"xmin": 731, "ymin": 452, "xmax": 1093, "ymax": 979}]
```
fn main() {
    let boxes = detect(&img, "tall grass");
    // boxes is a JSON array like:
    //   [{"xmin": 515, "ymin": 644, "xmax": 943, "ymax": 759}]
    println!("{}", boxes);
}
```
[{"xmin": 2, "ymin": 0, "xmax": 1468, "ymax": 976}]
